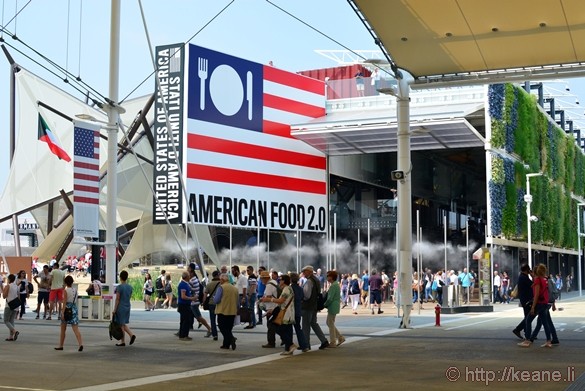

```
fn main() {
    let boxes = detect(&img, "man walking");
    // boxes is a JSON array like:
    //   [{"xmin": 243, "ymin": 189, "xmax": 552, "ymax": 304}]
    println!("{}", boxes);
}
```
[
  {"xmin": 459, "ymin": 268, "xmax": 473, "ymax": 304},
  {"xmin": 215, "ymin": 273, "xmax": 238, "ymax": 350},
  {"xmin": 260, "ymin": 271, "xmax": 279, "ymax": 348},
  {"xmin": 154, "ymin": 270, "xmax": 166, "ymax": 309},
  {"xmin": 512, "ymin": 264, "xmax": 533, "ymax": 340},
  {"xmin": 244, "ymin": 266, "xmax": 258, "ymax": 329},
  {"xmin": 187, "ymin": 263, "xmax": 212, "ymax": 337},
  {"xmin": 368, "ymin": 270, "xmax": 384, "ymax": 314},
  {"xmin": 48, "ymin": 261, "xmax": 65, "ymax": 320},
  {"xmin": 301, "ymin": 265, "xmax": 329, "ymax": 350}
]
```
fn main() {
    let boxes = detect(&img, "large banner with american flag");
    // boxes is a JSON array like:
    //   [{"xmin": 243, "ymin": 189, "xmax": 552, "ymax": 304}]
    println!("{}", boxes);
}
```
[
  {"xmin": 164, "ymin": 44, "xmax": 327, "ymax": 232},
  {"xmin": 73, "ymin": 120, "xmax": 101, "ymax": 238}
]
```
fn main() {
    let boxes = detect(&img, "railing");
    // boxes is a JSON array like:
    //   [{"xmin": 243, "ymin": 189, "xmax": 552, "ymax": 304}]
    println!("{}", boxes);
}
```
[{"xmin": 325, "ymin": 78, "xmax": 486, "ymax": 112}]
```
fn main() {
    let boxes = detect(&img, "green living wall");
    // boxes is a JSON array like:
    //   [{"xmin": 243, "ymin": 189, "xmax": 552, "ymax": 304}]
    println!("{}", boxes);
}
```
[{"xmin": 488, "ymin": 83, "xmax": 585, "ymax": 249}]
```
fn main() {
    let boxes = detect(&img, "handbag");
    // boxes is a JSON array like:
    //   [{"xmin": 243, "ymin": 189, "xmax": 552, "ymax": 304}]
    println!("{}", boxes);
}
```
[
  {"xmin": 202, "ymin": 281, "xmax": 220, "ymax": 311},
  {"xmin": 63, "ymin": 289, "xmax": 78, "ymax": 322},
  {"xmin": 272, "ymin": 294, "xmax": 293, "ymax": 326},
  {"xmin": 8, "ymin": 297, "xmax": 21, "ymax": 310},
  {"xmin": 109, "ymin": 314, "xmax": 124, "ymax": 341},
  {"xmin": 510, "ymin": 284, "xmax": 519, "ymax": 299}
]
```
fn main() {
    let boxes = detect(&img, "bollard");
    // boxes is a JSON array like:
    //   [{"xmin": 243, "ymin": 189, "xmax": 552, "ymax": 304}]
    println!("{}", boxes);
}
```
[{"xmin": 435, "ymin": 304, "xmax": 441, "ymax": 327}]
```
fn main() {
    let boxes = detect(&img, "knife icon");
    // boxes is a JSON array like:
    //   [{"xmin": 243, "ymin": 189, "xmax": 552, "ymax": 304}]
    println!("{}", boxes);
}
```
[{"xmin": 247, "ymin": 71, "xmax": 253, "ymax": 120}]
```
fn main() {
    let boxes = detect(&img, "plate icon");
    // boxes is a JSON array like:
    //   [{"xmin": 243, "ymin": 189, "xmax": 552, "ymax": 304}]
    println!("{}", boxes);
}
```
[{"xmin": 210, "ymin": 64, "xmax": 244, "ymax": 116}]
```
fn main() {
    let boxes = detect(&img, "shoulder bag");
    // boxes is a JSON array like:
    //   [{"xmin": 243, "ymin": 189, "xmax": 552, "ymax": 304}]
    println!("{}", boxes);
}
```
[
  {"xmin": 272, "ymin": 293, "xmax": 294, "ymax": 326},
  {"xmin": 203, "ymin": 282, "xmax": 220, "ymax": 311},
  {"xmin": 8, "ymin": 297, "xmax": 21, "ymax": 310}
]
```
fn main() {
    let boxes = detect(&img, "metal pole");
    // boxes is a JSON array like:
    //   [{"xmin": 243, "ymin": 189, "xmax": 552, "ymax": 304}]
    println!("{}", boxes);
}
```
[
  {"xmin": 229, "ymin": 225, "xmax": 232, "ymax": 269},
  {"xmin": 334, "ymin": 213, "xmax": 337, "ymax": 270},
  {"xmin": 526, "ymin": 179, "xmax": 533, "ymax": 269},
  {"xmin": 357, "ymin": 228, "xmax": 360, "ymax": 277},
  {"xmin": 466, "ymin": 217, "xmax": 470, "ymax": 303},
  {"xmin": 367, "ymin": 218, "xmax": 371, "ymax": 278},
  {"xmin": 296, "ymin": 229, "xmax": 300, "ymax": 273},
  {"xmin": 444, "ymin": 213, "xmax": 447, "ymax": 275},
  {"xmin": 525, "ymin": 173, "xmax": 542, "ymax": 269},
  {"xmin": 105, "ymin": 0, "xmax": 121, "ymax": 287},
  {"xmin": 578, "ymin": 204, "xmax": 584, "ymax": 297},
  {"xmin": 416, "ymin": 209, "xmax": 420, "ymax": 314},
  {"xmin": 257, "ymin": 226, "xmax": 260, "ymax": 272},
  {"xmin": 396, "ymin": 77, "xmax": 412, "ymax": 328},
  {"xmin": 395, "ymin": 223, "xmax": 400, "ymax": 317}
]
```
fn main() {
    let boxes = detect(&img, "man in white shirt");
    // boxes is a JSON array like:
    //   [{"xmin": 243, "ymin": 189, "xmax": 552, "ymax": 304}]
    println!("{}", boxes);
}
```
[
  {"xmin": 259, "ymin": 271, "xmax": 278, "ymax": 348},
  {"xmin": 493, "ymin": 271, "xmax": 503, "ymax": 303},
  {"xmin": 232, "ymin": 265, "xmax": 248, "ymax": 326},
  {"xmin": 48, "ymin": 261, "xmax": 65, "ymax": 320}
]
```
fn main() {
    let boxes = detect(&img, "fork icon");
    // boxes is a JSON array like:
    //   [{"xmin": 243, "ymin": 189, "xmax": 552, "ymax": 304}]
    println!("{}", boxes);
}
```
[{"xmin": 198, "ymin": 57, "xmax": 208, "ymax": 110}]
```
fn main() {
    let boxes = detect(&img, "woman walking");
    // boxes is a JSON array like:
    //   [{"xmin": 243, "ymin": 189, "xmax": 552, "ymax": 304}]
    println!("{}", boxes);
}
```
[
  {"xmin": 518, "ymin": 263, "xmax": 553, "ymax": 348},
  {"xmin": 16, "ymin": 270, "xmax": 28, "ymax": 320},
  {"xmin": 3, "ymin": 274, "xmax": 20, "ymax": 341},
  {"xmin": 323, "ymin": 270, "xmax": 345, "ymax": 348},
  {"xmin": 162, "ymin": 274, "xmax": 173, "ymax": 309},
  {"xmin": 143, "ymin": 273, "xmax": 154, "ymax": 311},
  {"xmin": 112, "ymin": 271, "xmax": 136, "ymax": 347},
  {"xmin": 54, "ymin": 275, "xmax": 83, "ymax": 351},
  {"xmin": 261, "ymin": 274, "xmax": 296, "ymax": 355}
]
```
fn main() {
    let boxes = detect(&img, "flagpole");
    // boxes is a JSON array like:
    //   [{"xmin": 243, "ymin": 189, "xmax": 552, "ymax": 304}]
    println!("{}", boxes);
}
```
[{"xmin": 105, "ymin": 0, "xmax": 121, "ymax": 288}]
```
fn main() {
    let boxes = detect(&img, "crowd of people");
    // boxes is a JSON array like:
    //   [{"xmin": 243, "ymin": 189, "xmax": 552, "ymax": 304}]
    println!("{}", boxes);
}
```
[{"xmin": 0, "ymin": 257, "xmax": 568, "ymax": 354}]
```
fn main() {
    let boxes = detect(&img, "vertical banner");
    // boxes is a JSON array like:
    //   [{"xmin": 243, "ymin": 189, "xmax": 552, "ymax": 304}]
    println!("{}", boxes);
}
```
[
  {"xmin": 73, "ymin": 120, "xmax": 101, "ymax": 238},
  {"xmin": 153, "ymin": 43, "xmax": 185, "ymax": 224}
]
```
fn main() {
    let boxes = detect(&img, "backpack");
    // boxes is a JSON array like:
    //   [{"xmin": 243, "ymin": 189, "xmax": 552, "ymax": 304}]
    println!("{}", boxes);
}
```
[
  {"xmin": 197, "ymin": 278, "xmax": 205, "ymax": 303},
  {"xmin": 155, "ymin": 276, "xmax": 164, "ymax": 291},
  {"xmin": 27, "ymin": 282, "xmax": 34, "ymax": 295},
  {"xmin": 317, "ymin": 291, "xmax": 327, "ymax": 311},
  {"xmin": 350, "ymin": 279, "xmax": 360, "ymax": 295},
  {"xmin": 268, "ymin": 281, "xmax": 282, "ymax": 297},
  {"xmin": 547, "ymin": 277, "xmax": 560, "ymax": 302}
]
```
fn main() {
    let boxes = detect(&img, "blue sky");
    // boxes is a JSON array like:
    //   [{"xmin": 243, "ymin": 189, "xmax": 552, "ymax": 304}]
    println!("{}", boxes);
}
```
[
  {"xmin": 0, "ymin": 0, "xmax": 378, "ymax": 190},
  {"xmin": 1, "ymin": 0, "xmax": 585, "ymax": 193}
]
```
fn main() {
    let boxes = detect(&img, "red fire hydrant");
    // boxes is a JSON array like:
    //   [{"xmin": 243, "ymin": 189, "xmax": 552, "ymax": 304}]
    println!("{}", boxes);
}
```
[{"xmin": 435, "ymin": 304, "xmax": 441, "ymax": 327}]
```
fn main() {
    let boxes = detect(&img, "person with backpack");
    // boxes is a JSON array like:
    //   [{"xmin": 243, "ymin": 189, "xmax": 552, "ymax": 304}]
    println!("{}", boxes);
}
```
[
  {"xmin": 517, "ymin": 263, "xmax": 553, "ymax": 348},
  {"xmin": 529, "ymin": 274, "xmax": 560, "ymax": 345},
  {"xmin": 187, "ymin": 263, "xmax": 212, "ymax": 338},
  {"xmin": 300, "ymin": 265, "xmax": 329, "ymax": 350},
  {"xmin": 348, "ymin": 274, "xmax": 361, "ymax": 315},
  {"xmin": 153, "ymin": 270, "xmax": 166, "ymax": 309}
]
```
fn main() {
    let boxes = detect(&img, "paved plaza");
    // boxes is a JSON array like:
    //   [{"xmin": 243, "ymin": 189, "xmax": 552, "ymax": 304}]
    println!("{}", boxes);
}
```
[{"xmin": 0, "ymin": 292, "xmax": 583, "ymax": 391}]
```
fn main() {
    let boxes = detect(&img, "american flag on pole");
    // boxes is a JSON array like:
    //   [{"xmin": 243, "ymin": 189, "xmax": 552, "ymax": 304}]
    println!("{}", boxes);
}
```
[
  {"xmin": 184, "ymin": 45, "xmax": 327, "ymax": 231},
  {"xmin": 73, "ymin": 122, "xmax": 100, "ymax": 237}
]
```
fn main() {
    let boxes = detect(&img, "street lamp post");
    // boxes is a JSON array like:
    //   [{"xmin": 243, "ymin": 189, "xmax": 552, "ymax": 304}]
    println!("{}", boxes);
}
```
[{"xmin": 525, "ymin": 173, "xmax": 542, "ymax": 269}]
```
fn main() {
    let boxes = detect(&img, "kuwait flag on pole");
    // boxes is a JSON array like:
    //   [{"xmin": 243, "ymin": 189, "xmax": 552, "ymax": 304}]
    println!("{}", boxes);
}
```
[{"xmin": 37, "ymin": 114, "xmax": 71, "ymax": 162}]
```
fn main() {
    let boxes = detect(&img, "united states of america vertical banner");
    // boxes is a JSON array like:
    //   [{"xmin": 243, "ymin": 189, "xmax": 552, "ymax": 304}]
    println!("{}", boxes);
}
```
[{"xmin": 73, "ymin": 121, "xmax": 101, "ymax": 238}]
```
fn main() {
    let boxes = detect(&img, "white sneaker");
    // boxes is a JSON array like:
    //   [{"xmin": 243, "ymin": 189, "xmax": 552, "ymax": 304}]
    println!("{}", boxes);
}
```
[{"xmin": 288, "ymin": 343, "xmax": 298, "ymax": 353}]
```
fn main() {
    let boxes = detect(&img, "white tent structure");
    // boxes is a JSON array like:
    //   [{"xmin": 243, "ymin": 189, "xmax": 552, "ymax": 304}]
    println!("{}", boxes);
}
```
[{"xmin": 0, "ymin": 68, "xmax": 220, "ymax": 268}]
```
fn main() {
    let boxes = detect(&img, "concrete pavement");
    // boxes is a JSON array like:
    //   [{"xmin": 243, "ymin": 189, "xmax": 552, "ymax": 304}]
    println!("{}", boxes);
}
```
[{"xmin": 0, "ymin": 292, "xmax": 583, "ymax": 391}]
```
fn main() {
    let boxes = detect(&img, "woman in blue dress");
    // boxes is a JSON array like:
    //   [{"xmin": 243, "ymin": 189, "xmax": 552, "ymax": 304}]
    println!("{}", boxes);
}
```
[
  {"xmin": 113, "ymin": 270, "xmax": 136, "ymax": 347},
  {"xmin": 54, "ymin": 275, "xmax": 83, "ymax": 351}
]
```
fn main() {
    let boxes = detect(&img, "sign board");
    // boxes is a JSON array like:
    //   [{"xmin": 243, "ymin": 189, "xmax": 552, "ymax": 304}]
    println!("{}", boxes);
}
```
[{"xmin": 154, "ymin": 44, "xmax": 328, "ymax": 232}]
